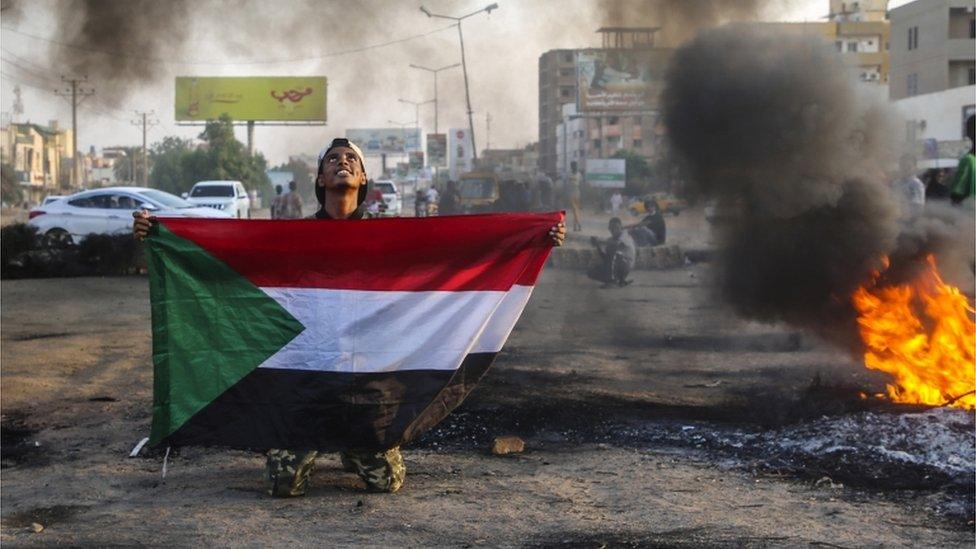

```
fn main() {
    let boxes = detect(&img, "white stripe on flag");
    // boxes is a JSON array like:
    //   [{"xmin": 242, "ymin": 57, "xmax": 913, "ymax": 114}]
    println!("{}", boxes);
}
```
[{"xmin": 257, "ymin": 285, "xmax": 533, "ymax": 373}]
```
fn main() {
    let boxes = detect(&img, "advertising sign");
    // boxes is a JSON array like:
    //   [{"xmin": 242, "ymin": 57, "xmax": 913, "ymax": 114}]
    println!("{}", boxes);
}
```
[
  {"xmin": 448, "ymin": 128, "xmax": 473, "ymax": 180},
  {"xmin": 409, "ymin": 151, "xmax": 425, "ymax": 172},
  {"xmin": 585, "ymin": 158, "xmax": 626, "ymax": 188},
  {"xmin": 396, "ymin": 162, "xmax": 409, "ymax": 178},
  {"xmin": 175, "ymin": 77, "xmax": 327, "ymax": 122},
  {"xmin": 426, "ymin": 133, "xmax": 446, "ymax": 167},
  {"xmin": 346, "ymin": 128, "xmax": 421, "ymax": 155},
  {"xmin": 577, "ymin": 51, "xmax": 662, "ymax": 111}
]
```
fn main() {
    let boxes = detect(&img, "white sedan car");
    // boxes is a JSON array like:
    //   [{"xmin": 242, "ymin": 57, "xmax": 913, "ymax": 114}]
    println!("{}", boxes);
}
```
[{"xmin": 28, "ymin": 186, "xmax": 232, "ymax": 246}]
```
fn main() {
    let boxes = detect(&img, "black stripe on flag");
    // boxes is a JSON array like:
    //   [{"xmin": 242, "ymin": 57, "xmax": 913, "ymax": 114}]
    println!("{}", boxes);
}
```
[{"xmin": 163, "ymin": 352, "xmax": 497, "ymax": 451}]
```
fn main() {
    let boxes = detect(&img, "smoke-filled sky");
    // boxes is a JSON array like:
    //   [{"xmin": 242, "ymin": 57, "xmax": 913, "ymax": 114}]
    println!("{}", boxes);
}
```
[{"xmin": 0, "ymin": 0, "xmax": 912, "ymax": 167}]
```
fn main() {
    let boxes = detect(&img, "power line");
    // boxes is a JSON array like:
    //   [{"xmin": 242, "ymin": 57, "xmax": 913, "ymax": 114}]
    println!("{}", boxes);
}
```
[{"xmin": 0, "ymin": 24, "xmax": 457, "ymax": 66}]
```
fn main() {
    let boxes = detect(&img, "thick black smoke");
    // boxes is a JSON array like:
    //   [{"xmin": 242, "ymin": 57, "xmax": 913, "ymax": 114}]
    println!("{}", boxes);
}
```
[
  {"xmin": 54, "ymin": 0, "xmax": 190, "ymax": 102},
  {"xmin": 662, "ymin": 25, "xmax": 904, "ymax": 344}
]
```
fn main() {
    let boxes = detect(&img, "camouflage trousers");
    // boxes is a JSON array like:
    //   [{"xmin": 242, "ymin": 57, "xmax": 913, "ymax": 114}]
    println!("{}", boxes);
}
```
[{"xmin": 265, "ymin": 447, "xmax": 405, "ymax": 497}]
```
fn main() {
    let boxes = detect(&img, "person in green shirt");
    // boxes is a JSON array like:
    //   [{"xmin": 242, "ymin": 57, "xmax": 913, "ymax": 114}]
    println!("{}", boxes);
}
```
[{"xmin": 949, "ymin": 115, "xmax": 975, "ymax": 206}]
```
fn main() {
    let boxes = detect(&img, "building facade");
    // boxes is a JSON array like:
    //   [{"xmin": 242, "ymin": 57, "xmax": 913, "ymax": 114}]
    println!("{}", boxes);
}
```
[
  {"xmin": 889, "ymin": 0, "xmax": 976, "ymax": 100},
  {"xmin": 763, "ymin": 9, "xmax": 891, "ymax": 86},
  {"xmin": 538, "ymin": 28, "xmax": 673, "ymax": 178},
  {"xmin": 0, "ymin": 121, "xmax": 73, "ymax": 204}
]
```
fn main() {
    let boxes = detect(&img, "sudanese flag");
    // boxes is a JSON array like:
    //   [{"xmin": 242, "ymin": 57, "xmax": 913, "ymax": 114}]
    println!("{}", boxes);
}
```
[{"xmin": 145, "ymin": 212, "xmax": 561, "ymax": 451}]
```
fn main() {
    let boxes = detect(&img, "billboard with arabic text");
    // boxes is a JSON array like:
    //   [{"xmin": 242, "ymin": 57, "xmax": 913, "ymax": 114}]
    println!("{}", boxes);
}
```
[
  {"xmin": 346, "ymin": 128, "xmax": 421, "ymax": 155},
  {"xmin": 577, "ymin": 50, "xmax": 668, "ymax": 112},
  {"xmin": 175, "ymin": 77, "xmax": 327, "ymax": 122}
]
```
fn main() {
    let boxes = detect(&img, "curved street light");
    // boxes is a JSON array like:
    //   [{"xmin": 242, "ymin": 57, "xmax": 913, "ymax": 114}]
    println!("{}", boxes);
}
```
[{"xmin": 419, "ymin": 3, "xmax": 499, "ymax": 161}]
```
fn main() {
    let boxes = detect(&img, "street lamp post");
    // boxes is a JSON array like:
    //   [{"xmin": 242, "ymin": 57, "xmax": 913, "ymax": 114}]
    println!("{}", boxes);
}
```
[
  {"xmin": 419, "ymin": 3, "xmax": 498, "ymax": 161},
  {"xmin": 408, "ymin": 62, "xmax": 461, "ymax": 134},
  {"xmin": 398, "ymin": 97, "xmax": 436, "ymax": 134}
]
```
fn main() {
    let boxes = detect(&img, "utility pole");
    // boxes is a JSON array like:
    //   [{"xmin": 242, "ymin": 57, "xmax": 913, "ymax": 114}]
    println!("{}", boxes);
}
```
[
  {"xmin": 55, "ymin": 76, "xmax": 94, "ymax": 190},
  {"xmin": 409, "ymin": 62, "xmax": 461, "ymax": 134},
  {"xmin": 132, "ymin": 110, "xmax": 159, "ymax": 186},
  {"xmin": 485, "ymin": 112, "xmax": 491, "ymax": 150},
  {"xmin": 420, "ymin": 3, "xmax": 498, "ymax": 161}
]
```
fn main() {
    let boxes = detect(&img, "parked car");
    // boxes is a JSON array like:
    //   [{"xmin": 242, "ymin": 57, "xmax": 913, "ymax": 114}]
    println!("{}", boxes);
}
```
[
  {"xmin": 28, "ymin": 186, "xmax": 232, "ymax": 246},
  {"xmin": 373, "ymin": 180, "xmax": 401, "ymax": 216},
  {"xmin": 629, "ymin": 193, "xmax": 688, "ymax": 216},
  {"xmin": 182, "ymin": 180, "xmax": 251, "ymax": 218}
]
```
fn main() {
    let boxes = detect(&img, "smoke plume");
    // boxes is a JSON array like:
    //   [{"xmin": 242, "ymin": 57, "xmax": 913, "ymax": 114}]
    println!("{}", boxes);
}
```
[
  {"xmin": 596, "ymin": 0, "xmax": 774, "ymax": 46},
  {"xmin": 662, "ymin": 25, "xmax": 908, "ymax": 344},
  {"xmin": 54, "ymin": 0, "xmax": 190, "ymax": 102}
]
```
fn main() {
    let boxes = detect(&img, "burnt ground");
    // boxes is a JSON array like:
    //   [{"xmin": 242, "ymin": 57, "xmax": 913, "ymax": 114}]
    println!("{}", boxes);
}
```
[{"xmin": 1, "ymin": 265, "xmax": 973, "ymax": 547}]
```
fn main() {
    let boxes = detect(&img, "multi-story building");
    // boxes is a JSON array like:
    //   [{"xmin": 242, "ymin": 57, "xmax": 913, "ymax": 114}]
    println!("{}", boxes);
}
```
[
  {"xmin": 889, "ymin": 0, "xmax": 975, "ymax": 163},
  {"xmin": 764, "ymin": 0, "xmax": 891, "ymax": 86},
  {"xmin": 0, "ymin": 121, "xmax": 73, "ymax": 204},
  {"xmin": 480, "ymin": 143, "xmax": 539, "ymax": 176},
  {"xmin": 538, "ymin": 28, "xmax": 673, "ymax": 178},
  {"xmin": 889, "ymin": 0, "xmax": 975, "ymax": 100}
]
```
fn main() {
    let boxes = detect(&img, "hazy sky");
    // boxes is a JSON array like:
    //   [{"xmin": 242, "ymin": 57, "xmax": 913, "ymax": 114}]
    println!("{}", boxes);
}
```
[{"xmin": 0, "ymin": 0, "xmax": 912, "ymax": 167}]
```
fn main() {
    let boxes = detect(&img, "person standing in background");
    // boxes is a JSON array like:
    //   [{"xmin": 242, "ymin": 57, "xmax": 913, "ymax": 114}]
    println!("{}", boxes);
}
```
[
  {"xmin": 281, "ymin": 180, "xmax": 304, "ymax": 219},
  {"xmin": 949, "ymin": 115, "xmax": 975, "ymax": 208},
  {"xmin": 270, "ymin": 184, "xmax": 284, "ymax": 219},
  {"xmin": 568, "ymin": 161, "xmax": 582, "ymax": 232}
]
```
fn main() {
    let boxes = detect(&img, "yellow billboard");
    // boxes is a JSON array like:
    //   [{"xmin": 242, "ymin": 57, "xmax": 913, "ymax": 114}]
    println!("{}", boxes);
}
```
[{"xmin": 175, "ymin": 77, "xmax": 327, "ymax": 122}]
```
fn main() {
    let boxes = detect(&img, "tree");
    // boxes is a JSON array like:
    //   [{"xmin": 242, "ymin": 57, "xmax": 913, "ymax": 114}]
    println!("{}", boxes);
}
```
[
  {"xmin": 1, "ymin": 163, "xmax": 23, "ymax": 206},
  {"xmin": 611, "ymin": 149, "xmax": 654, "ymax": 196},
  {"xmin": 146, "ymin": 114, "xmax": 271, "ymax": 197},
  {"xmin": 184, "ymin": 114, "xmax": 270, "ymax": 194},
  {"xmin": 149, "ymin": 136, "xmax": 194, "ymax": 195},
  {"xmin": 111, "ymin": 146, "xmax": 146, "ymax": 185}
]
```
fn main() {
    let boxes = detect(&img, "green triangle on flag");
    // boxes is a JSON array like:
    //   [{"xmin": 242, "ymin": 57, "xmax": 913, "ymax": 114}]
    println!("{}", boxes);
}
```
[{"xmin": 146, "ymin": 223, "xmax": 305, "ymax": 446}]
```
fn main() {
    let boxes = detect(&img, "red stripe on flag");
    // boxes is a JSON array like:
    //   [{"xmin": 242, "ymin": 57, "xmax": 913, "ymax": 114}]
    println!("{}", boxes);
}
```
[{"xmin": 157, "ymin": 212, "xmax": 563, "ymax": 291}]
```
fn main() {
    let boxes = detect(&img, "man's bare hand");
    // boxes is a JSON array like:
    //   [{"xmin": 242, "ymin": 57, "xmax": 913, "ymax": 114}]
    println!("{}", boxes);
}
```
[
  {"xmin": 133, "ymin": 210, "xmax": 155, "ymax": 241},
  {"xmin": 549, "ymin": 222, "xmax": 566, "ymax": 247}
]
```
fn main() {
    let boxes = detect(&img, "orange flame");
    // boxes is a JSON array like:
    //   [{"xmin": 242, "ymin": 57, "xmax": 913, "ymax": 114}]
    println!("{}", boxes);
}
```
[{"xmin": 851, "ymin": 255, "xmax": 976, "ymax": 410}]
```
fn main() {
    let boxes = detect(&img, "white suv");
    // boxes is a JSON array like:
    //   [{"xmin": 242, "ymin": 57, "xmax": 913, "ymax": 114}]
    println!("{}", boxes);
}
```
[
  {"xmin": 183, "ymin": 180, "xmax": 251, "ymax": 218},
  {"xmin": 373, "ymin": 180, "xmax": 401, "ymax": 217}
]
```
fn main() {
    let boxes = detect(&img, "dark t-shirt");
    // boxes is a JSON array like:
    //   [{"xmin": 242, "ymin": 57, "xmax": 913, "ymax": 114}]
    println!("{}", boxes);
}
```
[{"xmin": 639, "ymin": 212, "xmax": 666, "ymax": 244}]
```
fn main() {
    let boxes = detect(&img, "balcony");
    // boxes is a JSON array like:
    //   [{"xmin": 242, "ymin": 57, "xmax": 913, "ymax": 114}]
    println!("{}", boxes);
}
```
[{"xmin": 947, "ymin": 39, "xmax": 976, "ymax": 61}]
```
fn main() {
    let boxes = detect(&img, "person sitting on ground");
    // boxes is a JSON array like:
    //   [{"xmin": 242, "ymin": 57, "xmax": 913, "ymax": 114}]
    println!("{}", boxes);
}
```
[
  {"xmin": 626, "ymin": 198, "xmax": 666, "ymax": 247},
  {"xmin": 588, "ymin": 217, "xmax": 635, "ymax": 288}
]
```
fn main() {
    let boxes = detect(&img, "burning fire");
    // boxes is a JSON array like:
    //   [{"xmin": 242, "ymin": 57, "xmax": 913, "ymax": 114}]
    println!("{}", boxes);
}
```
[{"xmin": 852, "ymin": 255, "xmax": 976, "ymax": 410}]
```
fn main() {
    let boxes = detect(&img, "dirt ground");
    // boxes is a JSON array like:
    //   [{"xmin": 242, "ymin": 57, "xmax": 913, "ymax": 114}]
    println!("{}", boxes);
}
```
[{"xmin": 2, "ymin": 240, "xmax": 974, "ymax": 545}]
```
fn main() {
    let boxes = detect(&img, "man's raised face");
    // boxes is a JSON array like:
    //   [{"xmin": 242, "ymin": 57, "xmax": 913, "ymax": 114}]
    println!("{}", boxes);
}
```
[{"xmin": 318, "ymin": 146, "xmax": 365, "ymax": 192}]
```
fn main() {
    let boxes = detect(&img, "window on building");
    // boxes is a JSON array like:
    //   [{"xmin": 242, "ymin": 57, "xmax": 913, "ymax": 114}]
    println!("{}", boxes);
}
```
[
  {"xmin": 908, "ymin": 26, "xmax": 919, "ymax": 50},
  {"xmin": 563, "ymin": 53, "xmax": 573, "ymax": 63},
  {"xmin": 835, "ymin": 41, "xmax": 843, "ymax": 51},
  {"xmin": 607, "ymin": 116, "xmax": 619, "ymax": 125},
  {"xmin": 971, "ymin": 19, "xmax": 975, "ymax": 39},
  {"xmin": 560, "ymin": 87, "xmax": 572, "ymax": 98},
  {"xmin": 633, "ymin": 116, "xmax": 642, "ymax": 126},
  {"xmin": 969, "ymin": 68, "xmax": 976, "ymax": 86},
  {"xmin": 847, "ymin": 41, "xmax": 858, "ymax": 53},
  {"xmin": 633, "ymin": 139, "xmax": 643, "ymax": 148},
  {"xmin": 559, "ymin": 68, "xmax": 573, "ymax": 77},
  {"xmin": 906, "ymin": 73, "xmax": 918, "ymax": 97},
  {"xmin": 593, "ymin": 139, "xmax": 602, "ymax": 149}
]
